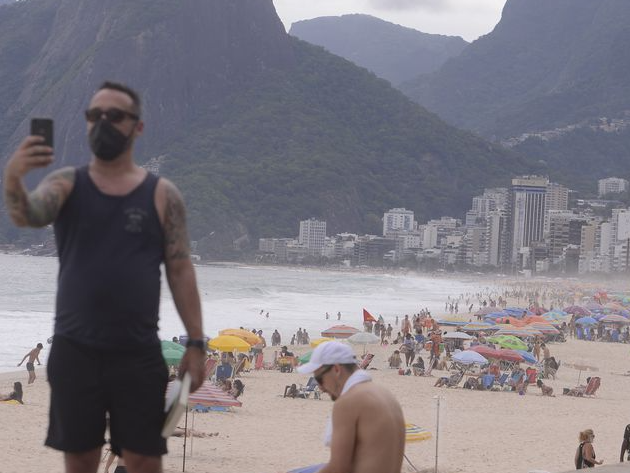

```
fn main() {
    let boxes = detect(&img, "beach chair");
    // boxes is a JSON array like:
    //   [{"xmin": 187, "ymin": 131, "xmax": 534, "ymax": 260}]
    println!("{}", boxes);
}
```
[
  {"xmin": 496, "ymin": 373, "xmax": 509, "ymax": 387},
  {"xmin": 481, "ymin": 374, "xmax": 495, "ymax": 390},
  {"xmin": 564, "ymin": 376, "xmax": 601, "ymax": 397},
  {"xmin": 359, "ymin": 353, "xmax": 374, "ymax": 370},
  {"xmin": 216, "ymin": 363, "xmax": 233, "ymax": 381},
  {"xmin": 584, "ymin": 377, "xmax": 601, "ymax": 397},
  {"xmin": 204, "ymin": 358, "xmax": 217, "ymax": 380},
  {"xmin": 298, "ymin": 377, "xmax": 321, "ymax": 400},
  {"xmin": 525, "ymin": 367, "xmax": 537, "ymax": 384}
]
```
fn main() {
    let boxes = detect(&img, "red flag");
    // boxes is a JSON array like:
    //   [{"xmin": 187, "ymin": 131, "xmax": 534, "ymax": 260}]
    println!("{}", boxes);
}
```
[{"xmin": 363, "ymin": 309, "xmax": 377, "ymax": 322}]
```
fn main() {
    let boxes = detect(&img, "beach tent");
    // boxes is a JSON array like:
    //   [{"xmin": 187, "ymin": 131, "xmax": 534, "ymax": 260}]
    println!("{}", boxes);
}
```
[
  {"xmin": 219, "ymin": 328, "xmax": 261, "ymax": 346},
  {"xmin": 321, "ymin": 325, "xmax": 360, "ymax": 339}
]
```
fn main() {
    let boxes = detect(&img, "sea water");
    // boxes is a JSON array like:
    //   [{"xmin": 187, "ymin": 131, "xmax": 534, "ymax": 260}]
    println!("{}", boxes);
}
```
[{"xmin": 0, "ymin": 253, "xmax": 489, "ymax": 373}]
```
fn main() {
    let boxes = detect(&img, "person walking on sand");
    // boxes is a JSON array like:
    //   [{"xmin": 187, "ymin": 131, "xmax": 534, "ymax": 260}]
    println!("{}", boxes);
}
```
[
  {"xmin": 17, "ymin": 343, "xmax": 43, "ymax": 384},
  {"xmin": 576, "ymin": 429, "xmax": 603, "ymax": 468},
  {"xmin": 620, "ymin": 424, "xmax": 630, "ymax": 462},
  {"xmin": 3, "ymin": 81, "xmax": 206, "ymax": 473},
  {"xmin": 295, "ymin": 342, "xmax": 404, "ymax": 473}
]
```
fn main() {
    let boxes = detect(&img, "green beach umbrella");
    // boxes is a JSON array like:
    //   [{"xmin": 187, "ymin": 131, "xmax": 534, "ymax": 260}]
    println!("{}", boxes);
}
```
[
  {"xmin": 299, "ymin": 351, "xmax": 313, "ymax": 364},
  {"xmin": 488, "ymin": 335, "xmax": 527, "ymax": 351},
  {"xmin": 161, "ymin": 340, "xmax": 185, "ymax": 366}
]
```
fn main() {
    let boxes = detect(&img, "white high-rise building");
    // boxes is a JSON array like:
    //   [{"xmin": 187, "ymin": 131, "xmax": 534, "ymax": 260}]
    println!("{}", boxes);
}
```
[
  {"xmin": 598, "ymin": 177, "xmax": 629, "ymax": 197},
  {"xmin": 383, "ymin": 208, "xmax": 415, "ymax": 236},
  {"xmin": 509, "ymin": 176, "xmax": 548, "ymax": 263},
  {"xmin": 299, "ymin": 218, "xmax": 326, "ymax": 251}
]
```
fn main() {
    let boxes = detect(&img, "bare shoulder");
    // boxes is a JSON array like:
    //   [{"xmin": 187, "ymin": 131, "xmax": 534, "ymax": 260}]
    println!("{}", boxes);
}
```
[
  {"xmin": 345, "ymin": 383, "xmax": 401, "ymax": 410},
  {"xmin": 155, "ymin": 178, "xmax": 190, "ymax": 261}
]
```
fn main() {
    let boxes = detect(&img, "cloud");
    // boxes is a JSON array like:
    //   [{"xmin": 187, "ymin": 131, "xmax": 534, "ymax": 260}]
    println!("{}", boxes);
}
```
[{"xmin": 367, "ymin": 0, "xmax": 450, "ymax": 11}]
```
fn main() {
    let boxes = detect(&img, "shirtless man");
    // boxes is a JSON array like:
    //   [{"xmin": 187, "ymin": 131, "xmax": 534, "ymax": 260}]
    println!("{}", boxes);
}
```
[
  {"xmin": 17, "ymin": 343, "xmax": 43, "ymax": 384},
  {"xmin": 296, "ymin": 342, "xmax": 404, "ymax": 473}
]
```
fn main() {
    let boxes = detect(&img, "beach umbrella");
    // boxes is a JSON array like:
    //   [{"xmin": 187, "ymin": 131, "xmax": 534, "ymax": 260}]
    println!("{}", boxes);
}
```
[
  {"xmin": 162, "ymin": 347, "xmax": 185, "ymax": 366},
  {"xmin": 494, "ymin": 327, "xmax": 543, "ymax": 338},
  {"xmin": 492, "ymin": 349, "xmax": 525, "ymax": 363},
  {"xmin": 452, "ymin": 350, "xmax": 488, "ymax": 365},
  {"xmin": 585, "ymin": 301, "xmax": 604, "ymax": 311},
  {"xmin": 298, "ymin": 351, "xmax": 313, "ymax": 364},
  {"xmin": 515, "ymin": 350, "xmax": 537, "ymax": 365},
  {"xmin": 462, "ymin": 322, "xmax": 499, "ymax": 332},
  {"xmin": 161, "ymin": 340, "xmax": 186, "ymax": 366},
  {"xmin": 524, "ymin": 316, "xmax": 549, "ymax": 324},
  {"xmin": 436, "ymin": 319, "xmax": 468, "ymax": 326},
  {"xmin": 310, "ymin": 337, "xmax": 334, "ymax": 348},
  {"xmin": 563, "ymin": 362, "xmax": 599, "ymax": 384},
  {"xmin": 207, "ymin": 335, "xmax": 251, "ymax": 352},
  {"xmin": 442, "ymin": 332, "xmax": 473, "ymax": 340},
  {"xmin": 219, "ymin": 328, "xmax": 261, "ymax": 346},
  {"xmin": 575, "ymin": 317, "xmax": 597, "ymax": 325},
  {"xmin": 474, "ymin": 307, "xmax": 496, "ymax": 316},
  {"xmin": 405, "ymin": 424, "xmax": 432, "ymax": 443},
  {"xmin": 468, "ymin": 345, "xmax": 500, "ymax": 358},
  {"xmin": 563, "ymin": 306, "xmax": 591, "ymax": 316},
  {"xmin": 487, "ymin": 335, "xmax": 527, "ymax": 351},
  {"xmin": 600, "ymin": 314, "xmax": 630, "ymax": 324},
  {"xmin": 321, "ymin": 325, "xmax": 360, "ymax": 339},
  {"xmin": 348, "ymin": 332, "xmax": 380, "ymax": 344},
  {"xmin": 504, "ymin": 307, "xmax": 532, "ymax": 317},
  {"xmin": 528, "ymin": 323, "xmax": 560, "ymax": 335},
  {"xmin": 348, "ymin": 332, "xmax": 380, "ymax": 354}
]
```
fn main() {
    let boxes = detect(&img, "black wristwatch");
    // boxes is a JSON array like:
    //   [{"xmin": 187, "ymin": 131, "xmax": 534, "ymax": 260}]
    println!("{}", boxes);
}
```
[{"xmin": 186, "ymin": 339, "xmax": 206, "ymax": 352}]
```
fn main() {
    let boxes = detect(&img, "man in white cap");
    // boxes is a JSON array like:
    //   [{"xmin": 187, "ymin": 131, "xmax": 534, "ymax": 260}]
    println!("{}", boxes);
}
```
[{"xmin": 297, "ymin": 341, "xmax": 404, "ymax": 473}]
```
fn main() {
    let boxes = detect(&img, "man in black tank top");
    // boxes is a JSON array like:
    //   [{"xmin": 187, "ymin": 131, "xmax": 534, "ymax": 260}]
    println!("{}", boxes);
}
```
[{"xmin": 3, "ymin": 81, "xmax": 206, "ymax": 473}]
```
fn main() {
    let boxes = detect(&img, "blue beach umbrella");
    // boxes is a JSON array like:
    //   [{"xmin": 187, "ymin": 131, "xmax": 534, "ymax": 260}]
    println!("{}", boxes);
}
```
[
  {"xmin": 576, "ymin": 316, "xmax": 597, "ymax": 325},
  {"xmin": 452, "ymin": 350, "xmax": 488, "ymax": 365},
  {"xmin": 515, "ymin": 350, "xmax": 537, "ymax": 365}
]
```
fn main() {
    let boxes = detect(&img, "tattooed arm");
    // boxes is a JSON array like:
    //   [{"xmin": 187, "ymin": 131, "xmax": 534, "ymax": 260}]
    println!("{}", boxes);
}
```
[
  {"xmin": 157, "ymin": 178, "xmax": 205, "ymax": 391},
  {"xmin": 3, "ymin": 136, "xmax": 74, "ymax": 227}
]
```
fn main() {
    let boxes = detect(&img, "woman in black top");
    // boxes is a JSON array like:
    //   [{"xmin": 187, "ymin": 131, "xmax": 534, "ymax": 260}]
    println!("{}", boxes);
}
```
[{"xmin": 577, "ymin": 429, "xmax": 603, "ymax": 468}]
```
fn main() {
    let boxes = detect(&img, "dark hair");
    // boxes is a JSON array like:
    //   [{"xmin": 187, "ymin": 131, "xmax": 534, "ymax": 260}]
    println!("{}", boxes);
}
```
[
  {"xmin": 12, "ymin": 382, "xmax": 23, "ymax": 403},
  {"xmin": 341, "ymin": 363, "xmax": 358, "ymax": 373},
  {"xmin": 98, "ymin": 81, "xmax": 142, "ymax": 116},
  {"xmin": 36, "ymin": 343, "xmax": 43, "ymax": 349},
  {"xmin": 536, "ymin": 379, "xmax": 543, "ymax": 388}
]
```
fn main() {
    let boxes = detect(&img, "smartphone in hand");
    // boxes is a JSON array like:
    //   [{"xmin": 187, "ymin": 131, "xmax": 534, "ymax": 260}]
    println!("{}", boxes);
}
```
[{"xmin": 30, "ymin": 118, "xmax": 54, "ymax": 148}]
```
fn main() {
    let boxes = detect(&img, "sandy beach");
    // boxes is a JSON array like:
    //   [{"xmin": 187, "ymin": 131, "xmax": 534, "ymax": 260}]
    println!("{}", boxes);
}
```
[{"xmin": 1, "ymin": 335, "xmax": 628, "ymax": 473}]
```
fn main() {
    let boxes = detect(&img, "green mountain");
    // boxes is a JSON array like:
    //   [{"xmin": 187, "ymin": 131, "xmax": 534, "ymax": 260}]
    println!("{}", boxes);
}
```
[
  {"xmin": 399, "ymin": 0, "xmax": 630, "ymax": 189},
  {"xmin": 0, "ymin": 0, "xmax": 532, "ymax": 256},
  {"xmin": 289, "ymin": 14, "xmax": 467, "ymax": 87}
]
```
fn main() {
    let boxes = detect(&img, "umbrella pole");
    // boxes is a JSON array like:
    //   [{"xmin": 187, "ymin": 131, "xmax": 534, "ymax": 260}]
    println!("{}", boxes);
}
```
[
  {"xmin": 191, "ymin": 410, "xmax": 195, "ymax": 457},
  {"xmin": 182, "ymin": 407, "xmax": 188, "ymax": 472},
  {"xmin": 435, "ymin": 395, "xmax": 441, "ymax": 473}
]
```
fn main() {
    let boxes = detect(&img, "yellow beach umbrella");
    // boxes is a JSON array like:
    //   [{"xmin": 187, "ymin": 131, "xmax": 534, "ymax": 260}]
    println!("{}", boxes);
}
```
[
  {"xmin": 219, "ymin": 328, "xmax": 261, "ymax": 345},
  {"xmin": 208, "ymin": 335, "xmax": 251, "ymax": 352},
  {"xmin": 310, "ymin": 337, "xmax": 334, "ymax": 348}
]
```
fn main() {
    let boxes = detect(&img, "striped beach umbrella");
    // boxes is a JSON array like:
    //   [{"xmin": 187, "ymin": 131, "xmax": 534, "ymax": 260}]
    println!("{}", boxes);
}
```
[
  {"xmin": 600, "ymin": 314, "xmax": 630, "ymax": 324},
  {"xmin": 320, "ymin": 325, "xmax": 360, "ymax": 339},
  {"xmin": 405, "ymin": 424, "xmax": 432, "ymax": 443},
  {"xmin": 165, "ymin": 380, "xmax": 242, "ymax": 408}
]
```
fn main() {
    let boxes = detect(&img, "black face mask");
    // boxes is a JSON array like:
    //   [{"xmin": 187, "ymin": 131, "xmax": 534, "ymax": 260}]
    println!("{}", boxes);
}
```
[{"xmin": 89, "ymin": 119, "xmax": 134, "ymax": 161}]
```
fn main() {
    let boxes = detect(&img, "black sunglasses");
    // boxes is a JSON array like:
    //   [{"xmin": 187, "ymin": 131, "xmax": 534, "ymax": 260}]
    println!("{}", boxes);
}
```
[
  {"xmin": 85, "ymin": 107, "xmax": 139, "ymax": 124},
  {"xmin": 315, "ymin": 365, "xmax": 333, "ymax": 385}
]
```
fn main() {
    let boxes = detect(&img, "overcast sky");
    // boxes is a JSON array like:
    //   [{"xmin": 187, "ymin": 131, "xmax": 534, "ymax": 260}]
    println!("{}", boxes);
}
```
[{"xmin": 273, "ymin": 0, "xmax": 508, "ymax": 42}]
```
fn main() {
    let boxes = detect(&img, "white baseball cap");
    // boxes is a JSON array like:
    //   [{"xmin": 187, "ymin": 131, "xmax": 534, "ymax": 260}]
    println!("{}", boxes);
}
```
[{"xmin": 297, "ymin": 341, "xmax": 357, "ymax": 374}]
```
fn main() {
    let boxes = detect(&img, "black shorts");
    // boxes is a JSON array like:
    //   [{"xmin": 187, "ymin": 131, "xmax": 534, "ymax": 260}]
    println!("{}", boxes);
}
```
[
  {"xmin": 26, "ymin": 362, "xmax": 35, "ymax": 372},
  {"xmin": 45, "ymin": 335, "xmax": 168, "ymax": 456}
]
